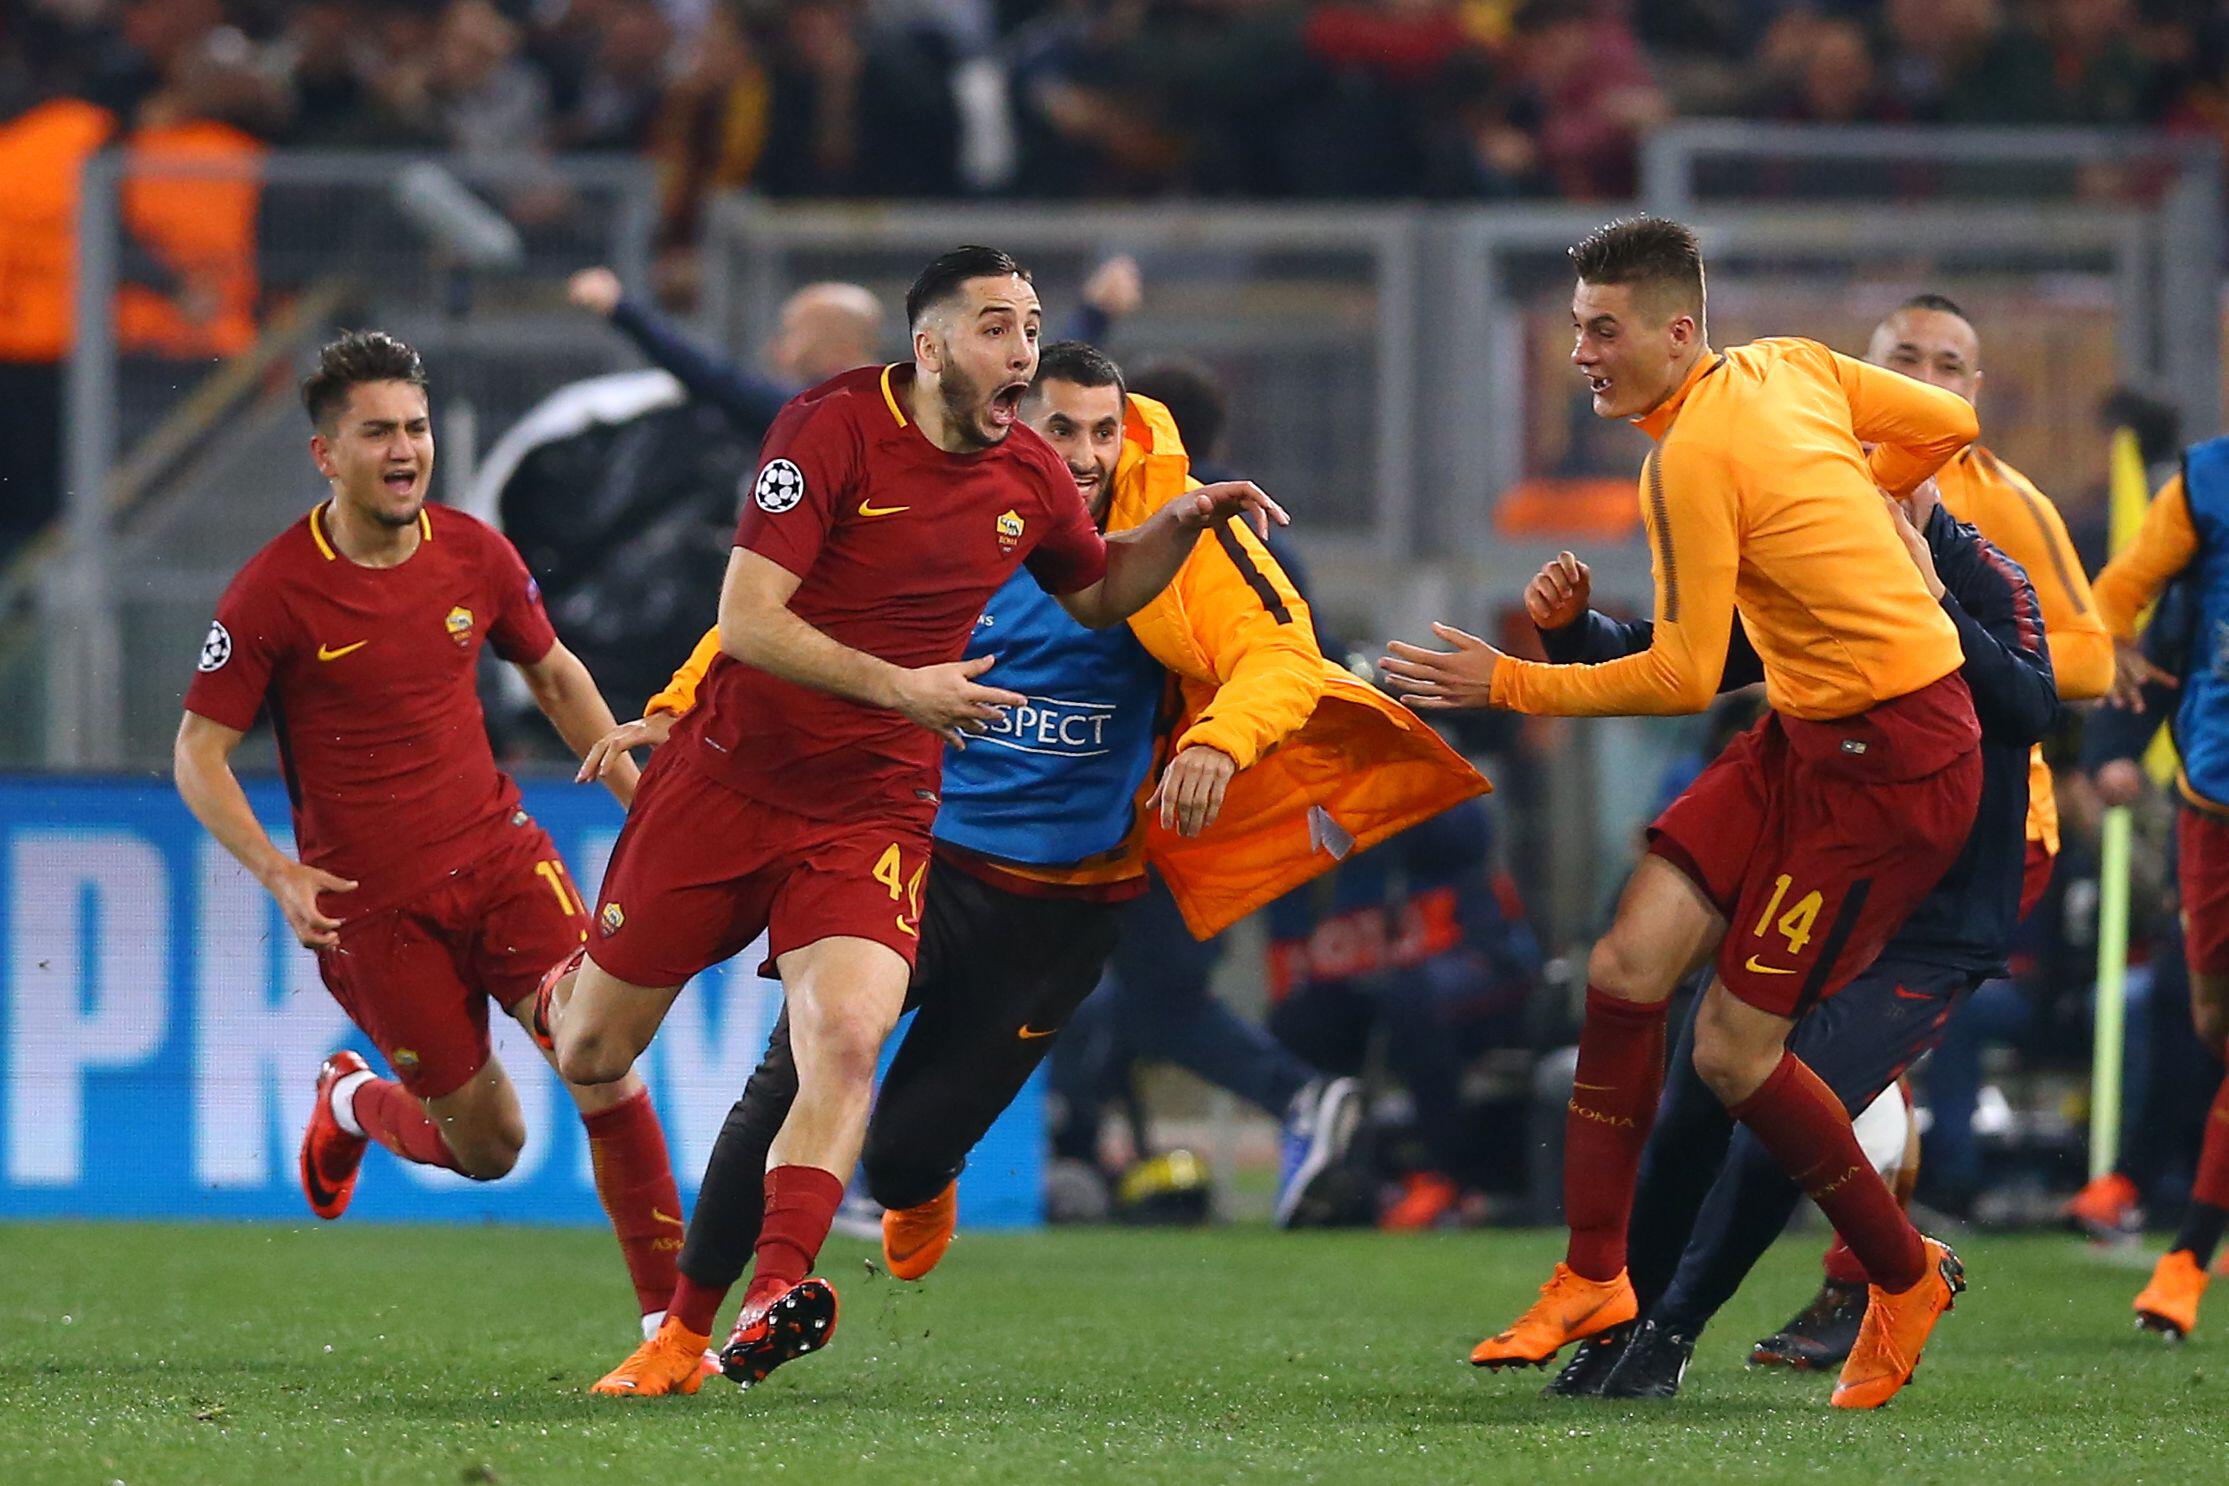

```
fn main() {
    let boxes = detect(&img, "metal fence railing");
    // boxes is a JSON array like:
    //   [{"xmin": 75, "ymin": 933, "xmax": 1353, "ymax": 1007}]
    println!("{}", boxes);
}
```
[{"xmin": 22, "ymin": 152, "xmax": 658, "ymax": 771}]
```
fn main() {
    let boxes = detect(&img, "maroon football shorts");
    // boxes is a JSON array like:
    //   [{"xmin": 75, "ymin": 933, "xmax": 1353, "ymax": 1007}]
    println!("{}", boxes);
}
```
[
  {"xmin": 1647, "ymin": 671, "xmax": 1982, "ymax": 1018},
  {"xmin": 589, "ymin": 743, "xmax": 933, "ymax": 989},
  {"xmin": 316, "ymin": 816, "xmax": 588, "ymax": 1099},
  {"xmin": 2179, "ymin": 803, "xmax": 2229, "ymax": 977}
]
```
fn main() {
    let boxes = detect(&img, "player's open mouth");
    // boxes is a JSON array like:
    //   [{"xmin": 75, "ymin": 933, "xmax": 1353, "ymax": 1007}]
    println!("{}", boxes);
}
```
[
  {"xmin": 987, "ymin": 383, "xmax": 1026, "ymax": 427},
  {"xmin": 383, "ymin": 469, "xmax": 418, "ymax": 493},
  {"xmin": 1587, "ymin": 376, "xmax": 1612, "ymax": 397}
]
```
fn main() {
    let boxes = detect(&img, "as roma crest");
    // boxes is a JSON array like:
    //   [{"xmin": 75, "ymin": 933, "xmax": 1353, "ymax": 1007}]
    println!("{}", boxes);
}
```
[
  {"xmin": 445, "ymin": 605, "xmax": 475, "ymax": 648},
  {"xmin": 995, "ymin": 509, "xmax": 1024, "ymax": 553}
]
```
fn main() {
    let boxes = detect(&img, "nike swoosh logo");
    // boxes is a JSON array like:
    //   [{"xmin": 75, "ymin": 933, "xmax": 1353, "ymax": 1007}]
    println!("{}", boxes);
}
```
[
  {"xmin": 1892, "ymin": 985, "xmax": 1933, "ymax": 1001},
  {"xmin": 317, "ymin": 641, "xmax": 368, "ymax": 662},
  {"xmin": 858, "ymin": 500, "xmax": 910, "ymax": 518},
  {"xmin": 652, "ymin": 1208, "xmax": 685, "ymax": 1227},
  {"xmin": 1744, "ymin": 956, "xmax": 1798, "ymax": 976},
  {"xmin": 1017, "ymin": 1025, "xmax": 1060, "ymax": 1040}
]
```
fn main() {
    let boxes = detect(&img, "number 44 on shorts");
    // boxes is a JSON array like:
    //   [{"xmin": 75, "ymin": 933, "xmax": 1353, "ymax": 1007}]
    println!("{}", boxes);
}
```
[{"xmin": 872, "ymin": 843, "xmax": 927, "ymax": 937}]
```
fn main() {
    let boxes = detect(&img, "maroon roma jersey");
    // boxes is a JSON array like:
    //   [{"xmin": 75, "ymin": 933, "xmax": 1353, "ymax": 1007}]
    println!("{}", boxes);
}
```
[
  {"xmin": 687, "ymin": 362, "xmax": 1110, "ymax": 822},
  {"xmin": 183, "ymin": 501, "xmax": 559, "ymax": 919}
]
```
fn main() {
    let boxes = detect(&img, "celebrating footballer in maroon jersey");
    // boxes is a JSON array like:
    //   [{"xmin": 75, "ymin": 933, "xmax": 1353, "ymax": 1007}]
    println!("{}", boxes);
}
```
[
  {"xmin": 174, "ymin": 331, "xmax": 689, "ymax": 1338},
  {"xmin": 543, "ymin": 246, "xmax": 1288, "ymax": 1398}
]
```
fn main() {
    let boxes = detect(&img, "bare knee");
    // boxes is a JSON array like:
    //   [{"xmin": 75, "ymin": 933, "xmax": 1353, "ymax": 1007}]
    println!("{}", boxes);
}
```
[
  {"xmin": 445, "ymin": 1118, "xmax": 526, "ymax": 1181},
  {"xmin": 1690, "ymin": 1016, "xmax": 1785, "ymax": 1107},
  {"xmin": 797, "ymin": 998, "xmax": 898, "ymax": 1086},
  {"xmin": 556, "ymin": 1027, "xmax": 639, "ymax": 1087},
  {"xmin": 1587, "ymin": 926, "xmax": 1676, "ymax": 1004}
]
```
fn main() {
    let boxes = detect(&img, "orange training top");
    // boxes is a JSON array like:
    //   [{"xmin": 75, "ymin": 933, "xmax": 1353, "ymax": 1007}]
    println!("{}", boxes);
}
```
[
  {"xmin": 2092, "ymin": 473, "xmax": 2196, "ymax": 641},
  {"xmin": 1936, "ymin": 443, "xmax": 2113, "ymax": 856},
  {"xmin": 1489, "ymin": 337, "xmax": 1977, "ymax": 722}
]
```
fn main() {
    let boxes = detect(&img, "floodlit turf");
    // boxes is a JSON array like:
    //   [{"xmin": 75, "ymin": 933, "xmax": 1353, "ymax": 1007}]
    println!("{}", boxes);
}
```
[{"xmin": 3, "ymin": 1223, "xmax": 2226, "ymax": 1484}]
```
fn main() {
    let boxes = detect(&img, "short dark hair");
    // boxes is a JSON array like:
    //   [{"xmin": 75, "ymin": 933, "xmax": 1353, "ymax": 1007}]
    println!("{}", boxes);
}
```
[
  {"xmin": 1568, "ymin": 215, "xmax": 1705, "ymax": 323},
  {"xmin": 302, "ymin": 330, "xmax": 427, "ymax": 428},
  {"xmin": 1129, "ymin": 359, "xmax": 1227, "ymax": 462},
  {"xmin": 1898, "ymin": 292, "xmax": 1969, "ymax": 322},
  {"xmin": 905, "ymin": 245, "xmax": 1030, "ymax": 331},
  {"xmin": 1033, "ymin": 340, "xmax": 1125, "ymax": 400}
]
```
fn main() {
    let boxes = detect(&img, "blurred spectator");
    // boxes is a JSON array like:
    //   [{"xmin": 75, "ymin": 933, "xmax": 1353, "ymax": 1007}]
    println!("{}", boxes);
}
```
[
  {"xmin": 1878, "ymin": 0, "xmax": 2008, "ymax": 122},
  {"xmin": 116, "ymin": 47, "xmax": 268, "ymax": 363},
  {"xmin": 1942, "ymin": 0, "xmax": 2154, "ymax": 126},
  {"xmin": 645, "ymin": 0, "xmax": 768, "ymax": 265},
  {"xmin": 0, "ymin": 85, "xmax": 114, "ymax": 554},
  {"xmin": 1510, "ymin": 0, "xmax": 1666, "ymax": 199},
  {"xmin": 1751, "ymin": 13, "xmax": 1889, "ymax": 125},
  {"xmin": 553, "ymin": 0, "xmax": 674, "ymax": 153}
]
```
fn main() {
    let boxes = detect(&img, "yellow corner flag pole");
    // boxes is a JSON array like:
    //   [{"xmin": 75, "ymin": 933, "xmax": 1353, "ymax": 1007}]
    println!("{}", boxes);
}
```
[{"xmin": 2091, "ymin": 426, "xmax": 2148, "ymax": 1180}]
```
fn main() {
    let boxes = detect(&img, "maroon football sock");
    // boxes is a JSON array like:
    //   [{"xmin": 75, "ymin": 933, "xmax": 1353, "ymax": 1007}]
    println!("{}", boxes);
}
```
[
  {"xmin": 1732, "ymin": 1053, "xmax": 1925, "ymax": 1293},
  {"xmin": 1820, "ymin": 1236, "xmax": 1869, "ymax": 1288},
  {"xmin": 582, "ymin": 1088, "xmax": 685, "ymax": 1318},
  {"xmin": 1563, "ymin": 987, "xmax": 1670, "ymax": 1282},
  {"xmin": 353, "ymin": 1078, "xmax": 465, "ymax": 1173},
  {"xmin": 2171, "ymin": 1073, "xmax": 2229, "ymax": 1267},
  {"xmin": 668, "ymin": 1273, "xmax": 728, "ymax": 1337},
  {"xmin": 742, "ymin": 1165, "xmax": 846, "ymax": 1310}
]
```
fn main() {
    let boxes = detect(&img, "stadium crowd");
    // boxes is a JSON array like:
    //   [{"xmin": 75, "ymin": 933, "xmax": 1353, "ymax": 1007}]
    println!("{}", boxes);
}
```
[{"xmin": 6, "ymin": 0, "xmax": 2229, "ymax": 239}]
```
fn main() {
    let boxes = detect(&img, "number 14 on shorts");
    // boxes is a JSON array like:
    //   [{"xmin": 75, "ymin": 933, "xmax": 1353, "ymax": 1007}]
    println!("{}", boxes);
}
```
[
  {"xmin": 873, "ymin": 843, "xmax": 926, "ymax": 937},
  {"xmin": 1746, "ymin": 872, "xmax": 1821, "ymax": 974}
]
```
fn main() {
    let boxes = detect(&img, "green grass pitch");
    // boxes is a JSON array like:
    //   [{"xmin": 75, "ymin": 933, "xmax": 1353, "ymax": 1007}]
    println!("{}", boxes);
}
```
[{"xmin": 4, "ymin": 1222, "xmax": 2226, "ymax": 1483}]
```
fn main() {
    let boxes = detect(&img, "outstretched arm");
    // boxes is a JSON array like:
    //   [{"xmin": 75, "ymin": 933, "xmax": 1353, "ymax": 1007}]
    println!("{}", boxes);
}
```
[
  {"xmin": 1054, "ymin": 480, "xmax": 1289, "ymax": 630},
  {"xmin": 570, "ymin": 267, "xmax": 792, "ymax": 434}
]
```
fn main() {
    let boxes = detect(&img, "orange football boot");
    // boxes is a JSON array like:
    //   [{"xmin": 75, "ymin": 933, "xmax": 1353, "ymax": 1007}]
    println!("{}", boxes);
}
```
[
  {"xmin": 882, "ymin": 1182, "xmax": 958, "ymax": 1280},
  {"xmin": 1380, "ymin": 1172, "xmax": 1461, "ymax": 1233},
  {"xmin": 2134, "ymin": 1250, "xmax": 2208, "ymax": 1340},
  {"xmin": 1830, "ymin": 1237, "xmax": 1964, "ymax": 1409},
  {"xmin": 1471, "ymin": 1264, "xmax": 1639, "ymax": 1369},
  {"xmin": 591, "ymin": 1315, "xmax": 715, "ymax": 1398},
  {"xmin": 2063, "ymin": 1172, "xmax": 2141, "ymax": 1239},
  {"xmin": 299, "ymin": 1051, "xmax": 371, "ymax": 1221}
]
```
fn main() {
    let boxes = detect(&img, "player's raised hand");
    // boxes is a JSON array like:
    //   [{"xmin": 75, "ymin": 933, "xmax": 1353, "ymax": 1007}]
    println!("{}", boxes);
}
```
[
  {"xmin": 262, "ymin": 859, "xmax": 355, "ymax": 950},
  {"xmin": 892, "ymin": 654, "xmax": 1026, "ymax": 749},
  {"xmin": 1380, "ymin": 623, "xmax": 1505, "ymax": 710},
  {"xmin": 1082, "ymin": 254, "xmax": 1143, "ymax": 320},
  {"xmin": 579, "ymin": 713, "xmax": 673, "ymax": 789},
  {"xmin": 1149, "ymin": 745, "xmax": 1237, "ymax": 838},
  {"xmin": 1524, "ymin": 551, "xmax": 1592, "ymax": 630},
  {"xmin": 567, "ymin": 266, "xmax": 623, "ymax": 318},
  {"xmin": 1170, "ymin": 480, "xmax": 1289, "ymax": 540}
]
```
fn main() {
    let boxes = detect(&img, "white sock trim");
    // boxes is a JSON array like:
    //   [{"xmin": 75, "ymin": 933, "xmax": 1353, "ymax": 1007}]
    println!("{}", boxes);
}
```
[
  {"xmin": 640, "ymin": 1309, "xmax": 667, "ymax": 1341},
  {"xmin": 330, "ymin": 1069, "xmax": 375, "ymax": 1138}
]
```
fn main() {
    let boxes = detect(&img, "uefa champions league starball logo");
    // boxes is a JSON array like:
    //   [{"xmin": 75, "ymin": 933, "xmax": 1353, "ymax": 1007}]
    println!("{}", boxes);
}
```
[
  {"xmin": 197, "ymin": 620, "xmax": 232, "ymax": 672},
  {"xmin": 754, "ymin": 459, "xmax": 806, "ymax": 514}
]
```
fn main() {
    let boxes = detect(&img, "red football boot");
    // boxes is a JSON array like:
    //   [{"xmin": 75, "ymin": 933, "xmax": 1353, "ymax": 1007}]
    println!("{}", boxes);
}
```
[
  {"xmin": 718, "ymin": 1278, "xmax": 839, "ymax": 1389},
  {"xmin": 299, "ymin": 1051, "xmax": 371, "ymax": 1221}
]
